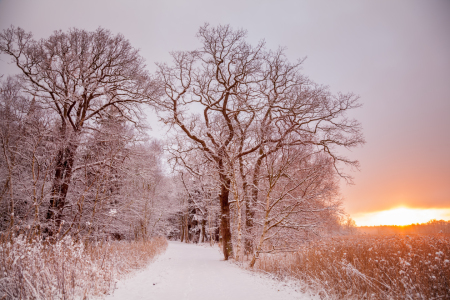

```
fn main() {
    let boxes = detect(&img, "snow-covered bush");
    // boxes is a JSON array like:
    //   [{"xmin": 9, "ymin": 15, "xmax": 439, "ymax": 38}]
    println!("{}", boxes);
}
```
[{"xmin": 0, "ymin": 235, "xmax": 167, "ymax": 299}]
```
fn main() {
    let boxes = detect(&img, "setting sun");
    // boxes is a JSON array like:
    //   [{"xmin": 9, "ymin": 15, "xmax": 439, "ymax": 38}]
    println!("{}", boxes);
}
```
[{"xmin": 353, "ymin": 207, "xmax": 450, "ymax": 226}]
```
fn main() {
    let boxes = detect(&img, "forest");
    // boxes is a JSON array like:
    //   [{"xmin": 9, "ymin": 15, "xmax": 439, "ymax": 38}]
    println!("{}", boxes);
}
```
[
  {"xmin": 0, "ymin": 24, "xmax": 373, "ymax": 299},
  {"xmin": 0, "ymin": 24, "xmax": 364, "ymax": 260}
]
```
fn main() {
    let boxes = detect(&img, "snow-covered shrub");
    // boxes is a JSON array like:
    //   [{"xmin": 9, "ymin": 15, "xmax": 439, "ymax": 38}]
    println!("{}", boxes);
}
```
[
  {"xmin": 0, "ymin": 235, "xmax": 167, "ymax": 299},
  {"xmin": 254, "ymin": 235, "xmax": 450, "ymax": 299}
]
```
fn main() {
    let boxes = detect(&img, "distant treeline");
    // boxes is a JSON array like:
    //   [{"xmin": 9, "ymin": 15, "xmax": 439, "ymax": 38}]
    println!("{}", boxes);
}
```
[{"xmin": 357, "ymin": 219, "xmax": 450, "ymax": 235}]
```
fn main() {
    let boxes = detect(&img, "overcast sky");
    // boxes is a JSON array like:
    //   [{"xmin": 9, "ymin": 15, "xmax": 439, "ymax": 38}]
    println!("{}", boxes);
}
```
[{"xmin": 1, "ymin": 0, "xmax": 449, "ymax": 220}]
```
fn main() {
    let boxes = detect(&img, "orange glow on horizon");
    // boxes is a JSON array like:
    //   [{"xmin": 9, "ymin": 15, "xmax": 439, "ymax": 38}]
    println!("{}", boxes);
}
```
[{"xmin": 352, "ymin": 207, "xmax": 450, "ymax": 227}]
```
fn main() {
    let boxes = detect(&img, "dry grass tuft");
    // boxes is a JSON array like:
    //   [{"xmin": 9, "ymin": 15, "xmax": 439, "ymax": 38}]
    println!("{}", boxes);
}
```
[
  {"xmin": 255, "ymin": 235, "xmax": 450, "ymax": 299},
  {"xmin": 0, "ymin": 235, "xmax": 167, "ymax": 299}
]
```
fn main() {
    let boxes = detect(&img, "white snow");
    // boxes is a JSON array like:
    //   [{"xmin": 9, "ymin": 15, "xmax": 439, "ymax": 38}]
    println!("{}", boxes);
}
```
[{"xmin": 106, "ymin": 241, "xmax": 315, "ymax": 300}]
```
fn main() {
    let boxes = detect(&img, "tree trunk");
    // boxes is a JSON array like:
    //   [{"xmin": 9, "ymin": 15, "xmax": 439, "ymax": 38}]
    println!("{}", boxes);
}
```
[
  {"xmin": 231, "ymin": 170, "xmax": 243, "ymax": 262},
  {"xmin": 236, "ymin": 199, "xmax": 242, "ymax": 261},
  {"xmin": 245, "ymin": 150, "xmax": 264, "ymax": 254},
  {"xmin": 249, "ymin": 186, "xmax": 273, "ymax": 268},
  {"xmin": 219, "ymin": 171, "xmax": 233, "ymax": 260},
  {"xmin": 201, "ymin": 219, "xmax": 207, "ymax": 243},
  {"xmin": 180, "ymin": 215, "xmax": 185, "ymax": 242},
  {"xmin": 46, "ymin": 142, "xmax": 78, "ymax": 237},
  {"xmin": 184, "ymin": 212, "xmax": 190, "ymax": 243}
]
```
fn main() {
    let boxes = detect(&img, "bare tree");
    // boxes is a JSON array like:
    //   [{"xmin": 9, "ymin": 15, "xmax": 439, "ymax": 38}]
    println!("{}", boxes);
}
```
[
  {"xmin": 248, "ymin": 146, "xmax": 342, "ymax": 267},
  {"xmin": 0, "ymin": 76, "xmax": 55, "ymax": 239},
  {"xmin": 157, "ymin": 24, "xmax": 364, "ymax": 260},
  {"xmin": 156, "ymin": 24, "xmax": 266, "ymax": 259},
  {"xmin": 0, "ymin": 74, "xmax": 172, "ymax": 242},
  {"xmin": 240, "ymin": 48, "xmax": 365, "ymax": 256},
  {"xmin": 0, "ymin": 77, "xmax": 23, "ymax": 232},
  {"xmin": 0, "ymin": 27, "xmax": 160, "ymax": 237}
]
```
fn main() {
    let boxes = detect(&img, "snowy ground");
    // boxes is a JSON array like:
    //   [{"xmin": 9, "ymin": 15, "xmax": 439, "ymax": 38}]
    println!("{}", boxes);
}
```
[{"xmin": 106, "ymin": 241, "xmax": 316, "ymax": 300}]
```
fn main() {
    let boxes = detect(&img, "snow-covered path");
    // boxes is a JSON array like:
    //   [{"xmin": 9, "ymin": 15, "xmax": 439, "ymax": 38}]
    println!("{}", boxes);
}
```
[{"xmin": 106, "ymin": 241, "xmax": 314, "ymax": 300}]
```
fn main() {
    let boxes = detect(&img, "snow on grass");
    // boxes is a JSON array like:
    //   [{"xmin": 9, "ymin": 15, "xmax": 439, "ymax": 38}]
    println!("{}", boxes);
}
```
[
  {"xmin": 0, "ymin": 235, "xmax": 167, "ymax": 299},
  {"xmin": 254, "ymin": 234, "xmax": 450, "ymax": 299}
]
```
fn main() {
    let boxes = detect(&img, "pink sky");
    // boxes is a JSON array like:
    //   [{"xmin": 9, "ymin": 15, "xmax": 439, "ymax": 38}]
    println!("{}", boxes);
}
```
[{"xmin": 1, "ymin": 0, "xmax": 449, "ymax": 223}]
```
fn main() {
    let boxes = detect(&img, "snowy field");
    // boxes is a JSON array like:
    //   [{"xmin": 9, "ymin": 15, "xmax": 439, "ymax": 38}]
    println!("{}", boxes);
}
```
[{"xmin": 106, "ymin": 241, "xmax": 315, "ymax": 300}]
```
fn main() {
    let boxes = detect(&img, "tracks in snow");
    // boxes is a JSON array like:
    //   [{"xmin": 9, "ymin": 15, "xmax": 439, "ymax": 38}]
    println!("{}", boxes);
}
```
[{"xmin": 106, "ymin": 241, "xmax": 314, "ymax": 300}]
